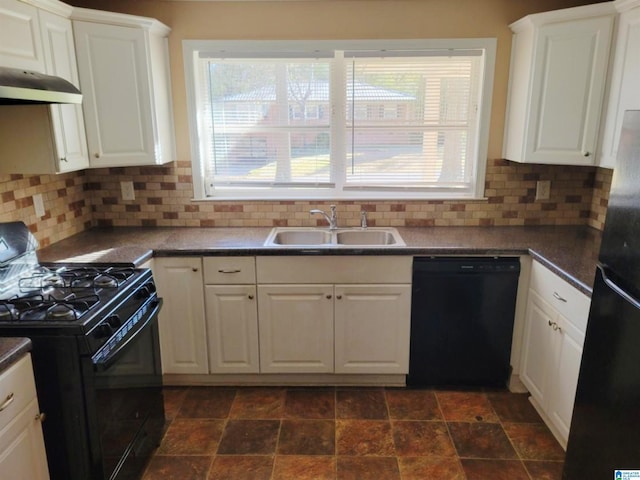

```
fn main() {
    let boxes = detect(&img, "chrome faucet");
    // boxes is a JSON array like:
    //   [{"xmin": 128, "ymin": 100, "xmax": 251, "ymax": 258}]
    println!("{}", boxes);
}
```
[
  {"xmin": 360, "ymin": 210, "xmax": 368, "ymax": 229},
  {"xmin": 310, "ymin": 205, "xmax": 338, "ymax": 230}
]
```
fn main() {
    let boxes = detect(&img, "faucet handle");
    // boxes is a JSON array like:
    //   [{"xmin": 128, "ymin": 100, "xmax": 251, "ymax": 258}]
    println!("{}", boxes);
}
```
[{"xmin": 360, "ymin": 210, "xmax": 368, "ymax": 229}]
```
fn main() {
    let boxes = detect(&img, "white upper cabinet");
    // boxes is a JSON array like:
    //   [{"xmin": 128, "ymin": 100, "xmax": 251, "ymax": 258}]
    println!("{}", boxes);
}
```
[
  {"xmin": 503, "ymin": 3, "xmax": 615, "ymax": 165},
  {"xmin": 39, "ymin": 9, "xmax": 89, "ymax": 172},
  {"xmin": 72, "ymin": 8, "xmax": 176, "ymax": 167},
  {"xmin": 598, "ymin": 0, "xmax": 640, "ymax": 168},
  {"xmin": 0, "ymin": 0, "xmax": 44, "ymax": 71},
  {"xmin": 0, "ymin": 0, "xmax": 89, "ymax": 174}
]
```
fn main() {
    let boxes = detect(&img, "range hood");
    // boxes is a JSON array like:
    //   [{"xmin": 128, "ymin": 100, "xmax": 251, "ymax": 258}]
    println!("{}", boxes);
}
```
[{"xmin": 0, "ymin": 66, "xmax": 82, "ymax": 105}]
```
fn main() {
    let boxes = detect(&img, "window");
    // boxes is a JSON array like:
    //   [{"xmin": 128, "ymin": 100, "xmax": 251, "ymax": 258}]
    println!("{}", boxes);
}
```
[{"xmin": 184, "ymin": 39, "xmax": 496, "ymax": 200}]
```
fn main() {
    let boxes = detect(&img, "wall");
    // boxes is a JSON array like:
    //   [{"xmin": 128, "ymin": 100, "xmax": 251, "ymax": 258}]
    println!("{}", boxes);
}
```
[
  {"xmin": 0, "ymin": 0, "xmax": 612, "ymax": 246},
  {"xmin": 71, "ymin": 0, "xmax": 612, "ymax": 230}
]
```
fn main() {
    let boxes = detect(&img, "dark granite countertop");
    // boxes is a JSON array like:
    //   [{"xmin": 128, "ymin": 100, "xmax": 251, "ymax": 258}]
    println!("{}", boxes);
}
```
[
  {"xmin": 37, "ymin": 225, "xmax": 601, "ymax": 295},
  {"xmin": 0, "ymin": 338, "xmax": 32, "ymax": 375}
]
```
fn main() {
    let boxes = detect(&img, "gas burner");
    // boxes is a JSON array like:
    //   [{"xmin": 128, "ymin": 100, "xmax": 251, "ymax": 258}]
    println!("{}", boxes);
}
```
[
  {"xmin": 15, "ymin": 293, "xmax": 101, "ymax": 322},
  {"xmin": 0, "ymin": 294, "xmax": 46, "ymax": 322},
  {"xmin": 47, "ymin": 303, "xmax": 78, "ymax": 321},
  {"xmin": 43, "ymin": 274, "xmax": 65, "ymax": 288},
  {"xmin": 0, "ymin": 304, "xmax": 18, "ymax": 321},
  {"xmin": 94, "ymin": 274, "xmax": 118, "ymax": 288}
]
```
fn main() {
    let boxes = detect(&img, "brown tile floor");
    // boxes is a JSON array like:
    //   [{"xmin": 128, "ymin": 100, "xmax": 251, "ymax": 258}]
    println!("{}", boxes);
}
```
[{"xmin": 142, "ymin": 386, "xmax": 565, "ymax": 480}]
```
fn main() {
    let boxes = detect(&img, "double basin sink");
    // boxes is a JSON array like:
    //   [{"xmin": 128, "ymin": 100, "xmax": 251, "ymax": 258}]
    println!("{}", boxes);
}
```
[{"xmin": 264, "ymin": 227, "xmax": 406, "ymax": 247}]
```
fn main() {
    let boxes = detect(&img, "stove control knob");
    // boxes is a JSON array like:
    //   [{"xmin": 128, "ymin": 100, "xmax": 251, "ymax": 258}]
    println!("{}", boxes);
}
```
[
  {"xmin": 106, "ymin": 315, "xmax": 121, "ymax": 329},
  {"xmin": 94, "ymin": 323, "xmax": 114, "ymax": 339}
]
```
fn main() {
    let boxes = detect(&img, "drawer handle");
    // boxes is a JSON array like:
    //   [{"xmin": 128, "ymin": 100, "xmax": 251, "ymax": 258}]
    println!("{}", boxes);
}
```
[
  {"xmin": 0, "ymin": 392, "xmax": 15, "ymax": 412},
  {"xmin": 35, "ymin": 412, "xmax": 46, "ymax": 423},
  {"xmin": 218, "ymin": 269, "xmax": 241, "ymax": 274},
  {"xmin": 553, "ymin": 292, "xmax": 567, "ymax": 303}
]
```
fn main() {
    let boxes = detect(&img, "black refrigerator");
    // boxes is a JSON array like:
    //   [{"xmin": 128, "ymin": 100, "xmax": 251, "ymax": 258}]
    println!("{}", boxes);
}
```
[{"xmin": 563, "ymin": 110, "xmax": 640, "ymax": 479}]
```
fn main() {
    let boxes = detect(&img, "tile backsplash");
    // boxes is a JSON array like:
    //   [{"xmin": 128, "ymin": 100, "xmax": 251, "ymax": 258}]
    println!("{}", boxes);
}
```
[
  {"xmin": 0, "ymin": 159, "xmax": 612, "ymax": 248},
  {"xmin": 0, "ymin": 172, "xmax": 91, "ymax": 248},
  {"xmin": 87, "ymin": 159, "xmax": 612, "ymax": 230}
]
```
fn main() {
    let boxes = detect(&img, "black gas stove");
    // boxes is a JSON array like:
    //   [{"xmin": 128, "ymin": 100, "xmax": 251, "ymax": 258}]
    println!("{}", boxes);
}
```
[
  {"xmin": 0, "ymin": 264, "xmax": 158, "ymax": 355},
  {"xmin": 0, "ymin": 222, "xmax": 165, "ymax": 480}
]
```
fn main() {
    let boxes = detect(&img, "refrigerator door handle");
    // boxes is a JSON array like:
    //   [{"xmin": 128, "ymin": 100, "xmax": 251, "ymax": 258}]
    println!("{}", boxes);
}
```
[{"xmin": 598, "ymin": 264, "xmax": 640, "ymax": 310}]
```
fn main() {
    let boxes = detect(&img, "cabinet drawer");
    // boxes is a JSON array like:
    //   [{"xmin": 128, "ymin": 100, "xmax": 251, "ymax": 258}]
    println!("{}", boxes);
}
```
[
  {"xmin": 204, "ymin": 257, "xmax": 256, "ymax": 284},
  {"xmin": 529, "ymin": 261, "xmax": 590, "ymax": 332},
  {"xmin": 0, "ymin": 354, "xmax": 37, "ymax": 433}
]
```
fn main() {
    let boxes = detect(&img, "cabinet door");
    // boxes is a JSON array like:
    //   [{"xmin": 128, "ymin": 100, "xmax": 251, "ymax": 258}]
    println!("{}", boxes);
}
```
[
  {"xmin": 39, "ymin": 10, "xmax": 89, "ymax": 173},
  {"xmin": 154, "ymin": 258, "xmax": 208, "ymax": 374},
  {"xmin": 520, "ymin": 289, "xmax": 556, "ymax": 407},
  {"xmin": 525, "ymin": 15, "xmax": 613, "ymax": 164},
  {"xmin": 546, "ymin": 313, "xmax": 584, "ymax": 445},
  {"xmin": 0, "ymin": 0, "xmax": 44, "ymax": 71},
  {"xmin": 205, "ymin": 285, "xmax": 259, "ymax": 373},
  {"xmin": 0, "ymin": 399, "xmax": 49, "ymax": 480},
  {"xmin": 598, "ymin": 6, "xmax": 640, "ymax": 168},
  {"xmin": 73, "ymin": 21, "xmax": 157, "ymax": 167},
  {"xmin": 334, "ymin": 284, "xmax": 411, "ymax": 374},
  {"xmin": 257, "ymin": 284, "xmax": 334, "ymax": 373}
]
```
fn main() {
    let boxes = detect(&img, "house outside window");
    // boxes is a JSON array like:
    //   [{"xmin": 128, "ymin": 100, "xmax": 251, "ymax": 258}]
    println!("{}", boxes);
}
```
[{"xmin": 184, "ymin": 39, "xmax": 496, "ymax": 200}]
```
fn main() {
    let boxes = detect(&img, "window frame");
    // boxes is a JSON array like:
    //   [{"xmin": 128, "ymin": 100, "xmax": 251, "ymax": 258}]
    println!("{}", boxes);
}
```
[{"xmin": 183, "ymin": 38, "xmax": 496, "ymax": 201}]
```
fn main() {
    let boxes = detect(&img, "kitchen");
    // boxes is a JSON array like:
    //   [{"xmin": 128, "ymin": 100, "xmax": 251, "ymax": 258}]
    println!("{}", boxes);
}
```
[{"xmin": 0, "ymin": 0, "xmax": 638, "ymax": 478}]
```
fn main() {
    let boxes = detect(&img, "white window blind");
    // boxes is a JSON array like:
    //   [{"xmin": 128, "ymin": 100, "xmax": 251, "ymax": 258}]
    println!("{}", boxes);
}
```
[
  {"xmin": 198, "ymin": 59, "xmax": 332, "ymax": 188},
  {"xmin": 185, "ymin": 39, "xmax": 495, "ymax": 200},
  {"xmin": 344, "ymin": 52, "xmax": 482, "ymax": 191}
]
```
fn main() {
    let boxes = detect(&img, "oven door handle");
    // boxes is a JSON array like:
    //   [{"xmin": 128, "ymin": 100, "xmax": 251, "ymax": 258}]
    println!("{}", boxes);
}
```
[{"xmin": 93, "ymin": 298, "xmax": 162, "ymax": 372}]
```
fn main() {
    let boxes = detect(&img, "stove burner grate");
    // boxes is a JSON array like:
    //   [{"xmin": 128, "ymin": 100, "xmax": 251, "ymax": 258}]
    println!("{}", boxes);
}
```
[
  {"xmin": 17, "ymin": 266, "xmax": 135, "ymax": 293},
  {"xmin": 2, "ymin": 293, "xmax": 102, "ymax": 322}
]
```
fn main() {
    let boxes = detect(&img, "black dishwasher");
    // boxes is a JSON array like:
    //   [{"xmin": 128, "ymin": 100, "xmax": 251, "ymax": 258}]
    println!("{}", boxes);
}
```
[{"xmin": 408, "ymin": 257, "xmax": 520, "ymax": 387}]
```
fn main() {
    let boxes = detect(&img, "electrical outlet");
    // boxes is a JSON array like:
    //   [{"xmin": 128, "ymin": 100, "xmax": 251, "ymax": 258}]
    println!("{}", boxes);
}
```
[
  {"xmin": 33, "ymin": 194, "xmax": 45, "ymax": 217},
  {"xmin": 121, "ymin": 181, "xmax": 135, "ymax": 201},
  {"xmin": 536, "ymin": 180, "xmax": 551, "ymax": 201}
]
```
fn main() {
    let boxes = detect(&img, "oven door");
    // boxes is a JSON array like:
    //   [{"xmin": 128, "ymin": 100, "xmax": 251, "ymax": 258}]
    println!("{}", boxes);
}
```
[{"xmin": 90, "ymin": 299, "xmax": 165, "ymax": 480}]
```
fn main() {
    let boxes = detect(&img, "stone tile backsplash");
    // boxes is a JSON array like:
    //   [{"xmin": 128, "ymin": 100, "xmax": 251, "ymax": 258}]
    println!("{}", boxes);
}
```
[
  {"xmin": 0, "ymin": 172, "xmax": 92, "ymax": 248},
  {"xmin": 0, "ymin": 159, "xmax": 612, "ymax": 248},
  {"xmin": 87, "ymin": 159, "xmax": 612, "ymax": 230}
]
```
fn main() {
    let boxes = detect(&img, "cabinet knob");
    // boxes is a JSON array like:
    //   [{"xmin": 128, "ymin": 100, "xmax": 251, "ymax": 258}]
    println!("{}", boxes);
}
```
[
  {"xmin": 583, "ymin": 152, "xmax": 591, "ymax": 157},
  {"xmin": 35, "ymin": 412, "xmax": 46, "ymax": 423},
  {"xmin": 60, "ymin": 157, "xmax": 68, "ymax": 163},
  {"xmin": 192, "ymin": 267, "xmax": 199, "ymax": 272},
  {"xmin": 248, "ymin": 294, "xmax": 254, "ymax": 300},
  {"xmin": 94, "ymin": 153, "xmax": 100, "ymax": 158},
  {"xmin": 326, "ymin": 294, "xmax": 332, "ymax": 299},
  {"xmin": 336, "ymin": 295, "xmax": 342, "ymax": 300}
]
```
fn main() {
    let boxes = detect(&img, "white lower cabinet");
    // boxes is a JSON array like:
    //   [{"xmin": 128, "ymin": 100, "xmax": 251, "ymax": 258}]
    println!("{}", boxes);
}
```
[
  {"xmin": 205, "ymin": 286, "xmax": 259, "ymax": 374},
  {"xmin": 257, "ymin": 284, "xmax": 334, "ymax": 373},
  {"xmin": 334, "ymin": 284, "xmax": 411, "ymax": 374},
  {"xmin": 256, "ymin": 256, "xmax": 412, "ymax": 376},
  {"xmin": 154, "ymin": 257, "xmax": 208, "ymax": 375},
  {"xmin": 158, "ymin": 255, "xmax": 412, "ymax": 382},
  {"xmin": 203, "ymin": 257, "xmax": 259, "ymax": 374},
  {"xmin": 0, "ymin": 354, "xmax": 49, "ymax": 480},
  {"xmin": 520, "ymin": 260, "xmax": 589, "ymax": 448}
]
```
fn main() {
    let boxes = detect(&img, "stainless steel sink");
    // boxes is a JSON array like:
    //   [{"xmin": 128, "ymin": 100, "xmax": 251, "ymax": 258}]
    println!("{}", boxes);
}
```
[
  {"xmin": 336, "ymin": 230, "xmax": 398, "ymax": 246},
  {"xmin": 264, "ymin": 227, "xmax": 406, "ymax": 247},
  {"xmin": 272, "ymin": 229, "xmax": 332, "ymax": 245}
]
